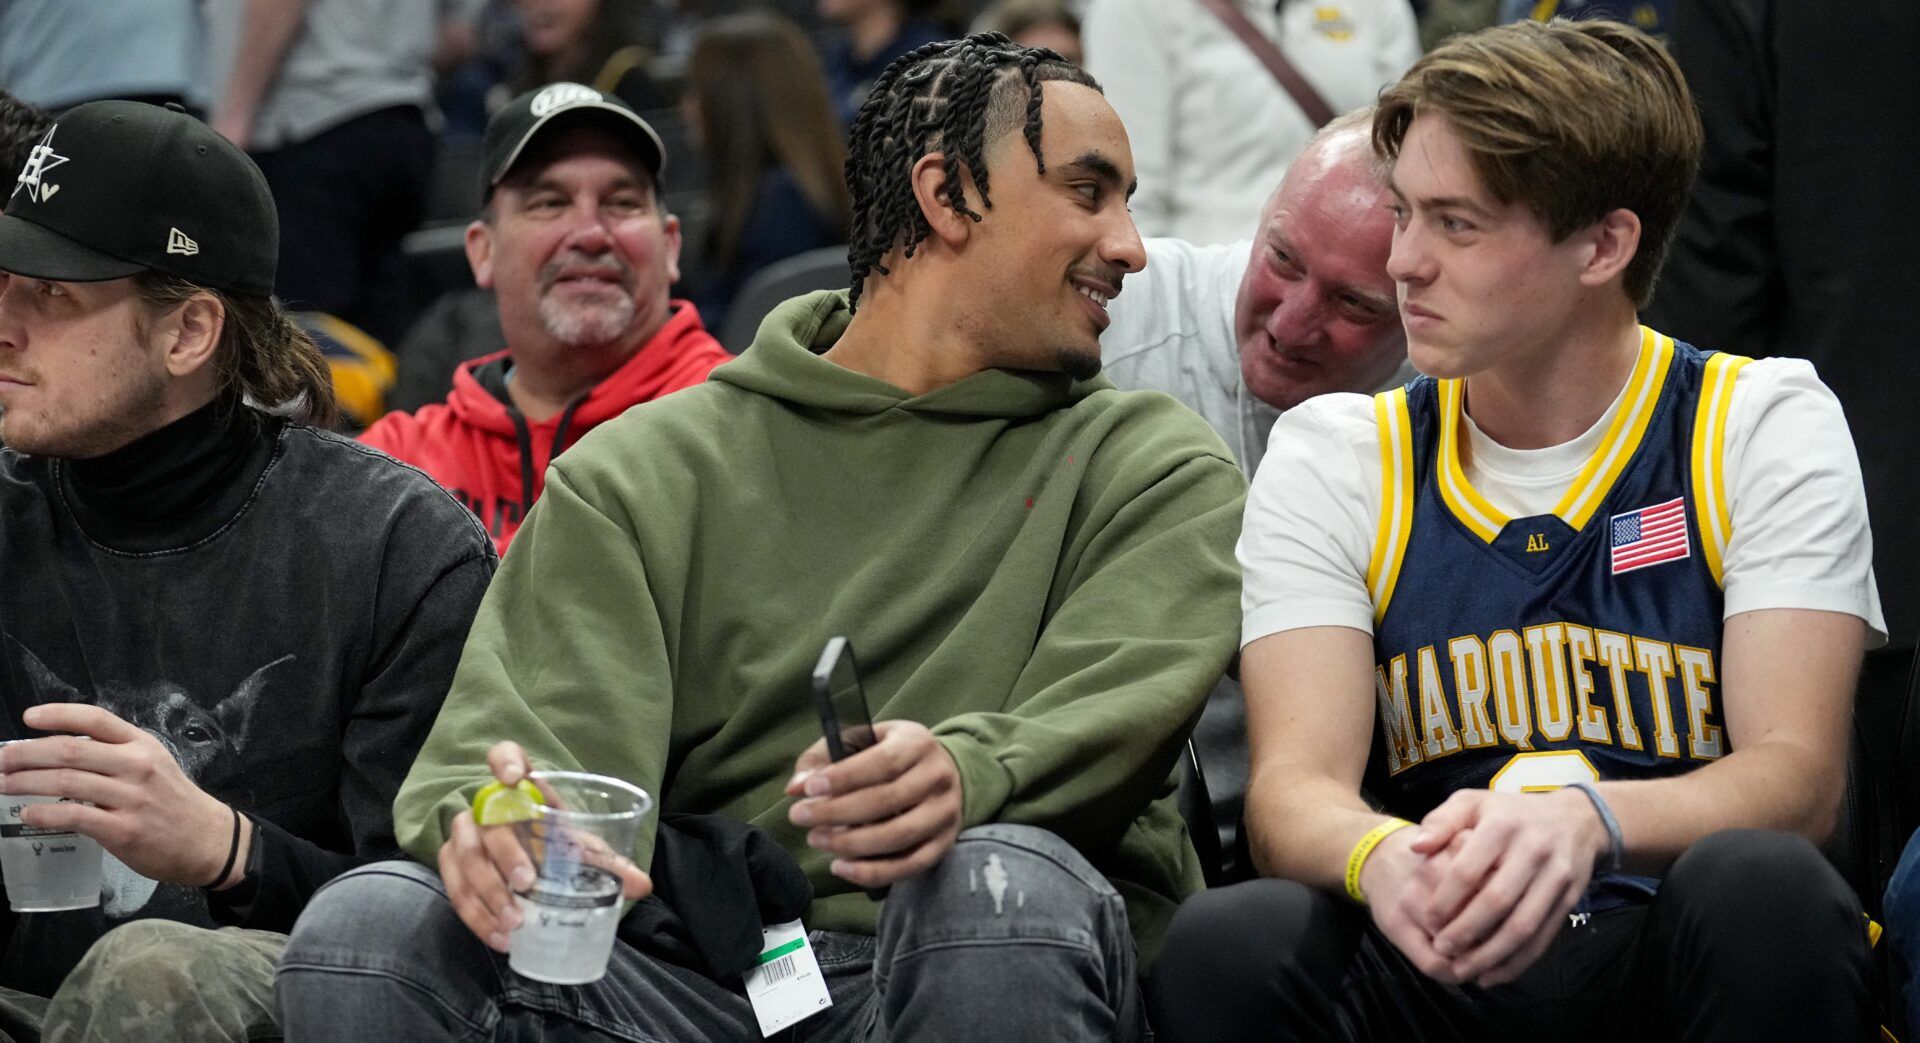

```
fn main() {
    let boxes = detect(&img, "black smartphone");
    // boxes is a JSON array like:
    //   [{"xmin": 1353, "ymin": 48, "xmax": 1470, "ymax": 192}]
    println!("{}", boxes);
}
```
[
  {"xmin": 810, "ymin": 636, "xmax": 888, "ymax": 899},
  {"xmin": 811, "ymin": 636, "xmax": 877, "ymax": 761}
]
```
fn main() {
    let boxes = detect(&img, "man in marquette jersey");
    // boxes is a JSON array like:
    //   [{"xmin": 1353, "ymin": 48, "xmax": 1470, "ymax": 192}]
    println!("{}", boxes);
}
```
[{"xmin": 1149, "ymin": 20, "xmax": 1882, "ymax": 1041}]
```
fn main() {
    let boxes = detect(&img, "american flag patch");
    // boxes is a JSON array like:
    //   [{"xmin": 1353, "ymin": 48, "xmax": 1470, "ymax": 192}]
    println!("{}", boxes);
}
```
[{"xmin": 1611, "ymin": 497, "xmax": 1690, "ymax": 575}]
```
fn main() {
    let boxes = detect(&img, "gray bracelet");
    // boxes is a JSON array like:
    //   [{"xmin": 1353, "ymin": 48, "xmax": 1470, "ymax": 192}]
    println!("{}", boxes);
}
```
[{"xmin": 1565, "ymin": 781, "xmax": 1624, "ymax": 874}]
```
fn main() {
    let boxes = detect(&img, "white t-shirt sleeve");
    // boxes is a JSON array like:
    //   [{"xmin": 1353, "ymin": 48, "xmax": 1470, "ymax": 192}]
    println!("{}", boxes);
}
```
[
  {"xmin": 1718, "ymin": 358, "xmax": 1887, "ymax": 643},
  {"xmin": 1238, "ymin": 393, "xmax": 1382, "ymax": 646}
]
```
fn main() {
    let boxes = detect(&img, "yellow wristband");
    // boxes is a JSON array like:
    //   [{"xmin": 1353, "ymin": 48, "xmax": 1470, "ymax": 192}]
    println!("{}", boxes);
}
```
[{"xmin": 1344, "ymin": 819, "xmax": 1414, "ymax": 905}]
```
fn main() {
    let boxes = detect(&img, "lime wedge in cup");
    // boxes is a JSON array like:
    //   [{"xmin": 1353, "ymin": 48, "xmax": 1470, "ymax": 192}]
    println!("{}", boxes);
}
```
[{"xmin": 471, "ymin": 779, "xmax": 544, "ymax": 826}]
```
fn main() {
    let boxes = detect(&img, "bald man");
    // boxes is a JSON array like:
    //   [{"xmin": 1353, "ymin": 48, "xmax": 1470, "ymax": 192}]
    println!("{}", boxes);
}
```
[
  {"xmin": 1105, "ymin": 106, "xmax": 1408, "ymax": 476},
  {"xmin": 1103, "ymin": 107, "xmax": 1409, "ymax": 868}
]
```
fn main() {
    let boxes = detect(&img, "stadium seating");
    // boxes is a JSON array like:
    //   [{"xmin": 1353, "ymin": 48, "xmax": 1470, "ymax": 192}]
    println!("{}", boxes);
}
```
[{"xmin": 718, "ymin": 244, "xmax": 850, "ymax": 352}]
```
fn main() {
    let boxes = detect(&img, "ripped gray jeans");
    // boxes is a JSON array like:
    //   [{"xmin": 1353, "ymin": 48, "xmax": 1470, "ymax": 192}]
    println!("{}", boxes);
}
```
[{"xmin": 276, "ymin": 825, "xmax": 1147, "ymax": 1042}]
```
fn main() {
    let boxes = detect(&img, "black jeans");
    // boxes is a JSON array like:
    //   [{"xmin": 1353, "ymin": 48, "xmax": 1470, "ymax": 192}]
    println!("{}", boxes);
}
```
[
  {"xmin": 1148, "ymin": 829, "xmax": 1873, "ymax": 1041},
  {"xmin": 250, "ymin": 105, "xmax": 435, "ymax": 345}
]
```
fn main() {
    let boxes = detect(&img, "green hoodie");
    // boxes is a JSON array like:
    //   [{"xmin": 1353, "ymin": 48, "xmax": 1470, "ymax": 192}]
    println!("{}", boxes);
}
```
[{"xmin": 396, "ymin": 290, "xmax": 1247, "ymax": 960}]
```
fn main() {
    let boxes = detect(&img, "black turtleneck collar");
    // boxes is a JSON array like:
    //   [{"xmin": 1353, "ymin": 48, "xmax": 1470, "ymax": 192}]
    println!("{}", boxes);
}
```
[{"xmin": 55, "ymin": 398, "xmax": 283, "ymax": 554}]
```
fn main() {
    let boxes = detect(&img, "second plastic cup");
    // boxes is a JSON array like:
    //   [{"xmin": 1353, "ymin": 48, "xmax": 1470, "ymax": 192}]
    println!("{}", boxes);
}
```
[
  {"xmin": 506, "ymin": 770, "xmax": 651, "ymax": 985},
  {"xmin": 0, "ymin": 741, "xmax": 104, "ymax": 913}
]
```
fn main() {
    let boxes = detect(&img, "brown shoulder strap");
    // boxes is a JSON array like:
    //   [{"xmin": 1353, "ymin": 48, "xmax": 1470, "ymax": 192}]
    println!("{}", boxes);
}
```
[{"xmin": 1193, "ymin": 0, "xmax": 1338, "ymax": 128}]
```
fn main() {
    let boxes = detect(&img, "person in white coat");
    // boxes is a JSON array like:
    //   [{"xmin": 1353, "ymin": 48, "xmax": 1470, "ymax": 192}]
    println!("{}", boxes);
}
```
[{"xmin": 1083, "ymin": 0, "xmax": 1419, "ymax": 246}]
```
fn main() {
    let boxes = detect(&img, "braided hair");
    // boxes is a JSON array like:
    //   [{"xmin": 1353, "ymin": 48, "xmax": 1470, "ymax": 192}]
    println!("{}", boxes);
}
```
[{"xmin": 844, "ymin": 32, "xmax": 1099, "ymax": 311}]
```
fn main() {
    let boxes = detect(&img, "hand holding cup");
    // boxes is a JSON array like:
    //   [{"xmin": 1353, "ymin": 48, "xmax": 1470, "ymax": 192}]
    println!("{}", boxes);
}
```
[{"xmin": 437, "ymin": 741, "xmax": 651, "ymax": 957}]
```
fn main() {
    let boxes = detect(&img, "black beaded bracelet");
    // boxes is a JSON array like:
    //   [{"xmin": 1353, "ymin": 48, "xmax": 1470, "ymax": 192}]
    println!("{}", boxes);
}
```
[{"xmin": 205, "ymin": 806, "xmax": 242, "ymax": 890}]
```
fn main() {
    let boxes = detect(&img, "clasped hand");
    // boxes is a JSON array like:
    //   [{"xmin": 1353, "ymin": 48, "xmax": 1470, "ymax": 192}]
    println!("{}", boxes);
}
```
[
  {"xmin": 786, "ymin": 720, "xmax": 964, "ymax": 890},
  {"xmin": 0, "ymin": 703, "xmax": 244, "ymax": 887},
  {"xmin": 1361, "ymin": 788, "xmax": 1610, "ymax": 988}
]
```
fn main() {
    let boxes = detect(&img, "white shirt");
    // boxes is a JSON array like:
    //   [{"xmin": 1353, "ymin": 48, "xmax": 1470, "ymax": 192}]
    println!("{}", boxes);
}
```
[
  {"xmin": 1239, "ymin": 357, "xmax": 1887, "ymax": 647},
  {"xmin": 1083, "ymin": 0, "xmax": 1420, "ymax": 245},
  {"xmin": 1103, "ymin": 238, "xmax": 1282, "ymax": 475}
]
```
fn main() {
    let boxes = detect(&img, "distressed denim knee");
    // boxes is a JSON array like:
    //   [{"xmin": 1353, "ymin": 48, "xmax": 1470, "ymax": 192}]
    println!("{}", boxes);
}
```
[{"xmin": 881, "ymin": 824, "xmax": 1119, "ymax": 942}]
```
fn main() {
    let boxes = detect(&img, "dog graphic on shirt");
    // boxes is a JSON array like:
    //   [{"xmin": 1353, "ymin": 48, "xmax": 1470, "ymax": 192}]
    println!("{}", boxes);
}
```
[{"xmin": 12, "ymin": 642, "xmax": 290, "ymax": 917}]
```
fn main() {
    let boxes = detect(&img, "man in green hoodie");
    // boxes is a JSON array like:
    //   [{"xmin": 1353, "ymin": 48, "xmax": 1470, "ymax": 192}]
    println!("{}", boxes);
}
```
[{"xmin": 278, "ymin": 32, "xmax": 1246, "ymax": 1041}]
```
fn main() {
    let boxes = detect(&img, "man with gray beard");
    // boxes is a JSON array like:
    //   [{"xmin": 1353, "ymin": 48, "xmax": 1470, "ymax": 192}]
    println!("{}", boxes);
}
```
[{"xmin": 361, "ymin": 83, "xmax": 731, "ymax": 552}]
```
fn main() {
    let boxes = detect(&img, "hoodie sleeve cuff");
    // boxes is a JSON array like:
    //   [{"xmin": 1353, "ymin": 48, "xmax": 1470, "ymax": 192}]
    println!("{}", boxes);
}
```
[{"xmin": 935, "ymin": 733, "xmax": 1011, "ymax": 829}]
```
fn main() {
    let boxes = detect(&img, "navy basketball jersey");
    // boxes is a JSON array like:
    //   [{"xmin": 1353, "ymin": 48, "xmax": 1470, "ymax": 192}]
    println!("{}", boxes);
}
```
[{"xmin": 1365, "ymin": 328, "xmax": 1750, "ymax": 823}]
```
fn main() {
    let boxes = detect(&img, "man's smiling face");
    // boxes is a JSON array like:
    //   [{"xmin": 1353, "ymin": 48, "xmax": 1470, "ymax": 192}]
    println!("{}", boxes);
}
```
[
  {"xmin": 960, "ymin": 80, "xmax": 1146, "ymax": 379},
  {"xmin": 1233, "ymin": 129, "xmax": 1404, "ymax": 410},
  {"xmin": 469, "ymin": 123, "xmax": 682, "ymax": 358}
]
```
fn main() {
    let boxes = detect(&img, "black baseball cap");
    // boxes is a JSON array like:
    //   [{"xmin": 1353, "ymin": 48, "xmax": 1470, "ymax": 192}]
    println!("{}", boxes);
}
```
[
  {"xmin": 0, "ymin": 100, "xmax": 278, "ymax": 296},
  {"xmin": 482, "ymin": 83, "xmax": 668, "ymax": 197}
]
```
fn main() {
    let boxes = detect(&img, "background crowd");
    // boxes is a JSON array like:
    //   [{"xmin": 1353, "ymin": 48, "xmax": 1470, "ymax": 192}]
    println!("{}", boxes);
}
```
[{"xmin": 2, "ymin": 0, "xmax": 1648, "ymax": 394}]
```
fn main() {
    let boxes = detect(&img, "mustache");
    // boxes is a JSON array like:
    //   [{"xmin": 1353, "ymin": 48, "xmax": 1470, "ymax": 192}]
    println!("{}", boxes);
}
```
[{"xmin": 539, "ymin": 253, "xmax": 635, "ymax": 295}]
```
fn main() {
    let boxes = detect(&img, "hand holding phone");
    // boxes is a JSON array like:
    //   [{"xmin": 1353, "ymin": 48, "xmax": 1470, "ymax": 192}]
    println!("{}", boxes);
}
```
[
  {"xmin": 803, "ymin": 637, "xmax": 893, "ymax": 899},
  {"xmin": 785, "ymin": 721, "xmax": 965, "ymax": 895},
  {"xmin": 811, "ymin": 636, "xmax": 877, "ymax": 762}
]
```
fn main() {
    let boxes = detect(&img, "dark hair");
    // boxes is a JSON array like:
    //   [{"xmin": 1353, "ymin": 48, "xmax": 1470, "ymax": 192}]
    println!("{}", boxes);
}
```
[
  {"xmin": 510, "ymin": 0, "xmax": 653, "ymax": 97},
  {"xmin": 0, "ymin": 89, "xmax": 53, "ymax": 190},
  {"xmin": 134, "ymin": 272, "xmax": 340, "ymax": 428},
  {"xmin": 829, "ymin": 0, "xmax": 969, "ymax": 33},
  {"xmin": 1373, "ymin": 20, "xmax": 1701, "ymax": 306},
  {"xmin": 979, "ymin": 0, "xmax": 1082, "ymax": 42},
  {"xmin": 906, "ymin": 0, "xmax": 970, "ymax": 32},
  {"xmin": 687, "ymin": 11, "xmax": 851, "ymax": 272},
  {"xmin": 844, "ymin": 31, "xmax": 1097, "ymax": 310}
]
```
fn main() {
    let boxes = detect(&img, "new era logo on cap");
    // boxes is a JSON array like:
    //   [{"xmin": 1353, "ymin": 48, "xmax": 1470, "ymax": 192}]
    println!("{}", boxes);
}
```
[{"xmin": 166, "ymin": 228, "xmax": 198, "ymax": 256}]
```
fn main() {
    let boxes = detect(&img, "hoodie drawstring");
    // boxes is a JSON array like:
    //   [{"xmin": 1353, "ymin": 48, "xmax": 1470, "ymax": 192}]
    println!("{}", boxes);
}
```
[
  {"xmin": 510, "ymin": 410, "xmax": 536, "ymax": 518},
  {"xmin": 508, "ymin": 394, "xmax": 591, "ymax": 519},
  {"xmin": 551, "ymin": 394, "xmax": 589, "ymax": 461}
]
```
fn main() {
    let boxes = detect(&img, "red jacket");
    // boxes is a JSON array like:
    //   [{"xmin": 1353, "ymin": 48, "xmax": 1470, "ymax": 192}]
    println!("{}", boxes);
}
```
[{"xmin": 362, "ymin": 302, "xmax": 729, "ymax": 552}]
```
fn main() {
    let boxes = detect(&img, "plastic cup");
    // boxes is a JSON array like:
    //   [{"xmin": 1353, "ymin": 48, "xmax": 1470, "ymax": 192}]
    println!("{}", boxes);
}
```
[
  {"xmin": 506, "ymin": 771, "xmax": 650, "ymax": 985},
  {"xmin": 0, "ymin": 742, "xmax": 103, "ymax": 913}
]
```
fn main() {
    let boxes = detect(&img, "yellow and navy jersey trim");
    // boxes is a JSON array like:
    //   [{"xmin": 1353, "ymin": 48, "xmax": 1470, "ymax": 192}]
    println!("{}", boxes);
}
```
[
  {"xmin": 1369, "ymin": 387, "xmax": 1415, "ymax": 623},
  {"xmin": 1367, "ymin": 330, "xmax": 1748, "ymax": 617},
  {"xmin": 1690, "ymin": 352, "xmax": 1751, "ymax": 585},
  {"xmin": 1437, "ymin": 327, "xmax": 1675, "ymax": 543}
]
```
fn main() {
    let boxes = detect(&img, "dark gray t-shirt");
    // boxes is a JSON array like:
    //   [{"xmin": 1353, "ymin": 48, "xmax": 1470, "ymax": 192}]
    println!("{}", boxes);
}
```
[{"xmin": 0, "ymin": 409, "xmax": 494, "ymax": 994}]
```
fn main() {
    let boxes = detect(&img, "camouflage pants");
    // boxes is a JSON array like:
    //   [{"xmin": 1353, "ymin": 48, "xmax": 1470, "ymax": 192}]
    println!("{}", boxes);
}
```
[
  {"xmin": 0, "ymin": 986, "xmax": 48, "ymax": 1043},
  {"xmin": 43, "ymin": 922, "xmax": 284, "ymax": 1042}
]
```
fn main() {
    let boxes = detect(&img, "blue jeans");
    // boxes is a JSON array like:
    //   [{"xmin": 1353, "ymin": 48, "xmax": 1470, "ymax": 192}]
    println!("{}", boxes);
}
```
[
  {"xmin": 1886, "ymin": 827, "xmax": 1920, "ymax": 1034},
  {"xmin": 275, "ymin": 824, "xmax": 1146, "ymax": 1041}
]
